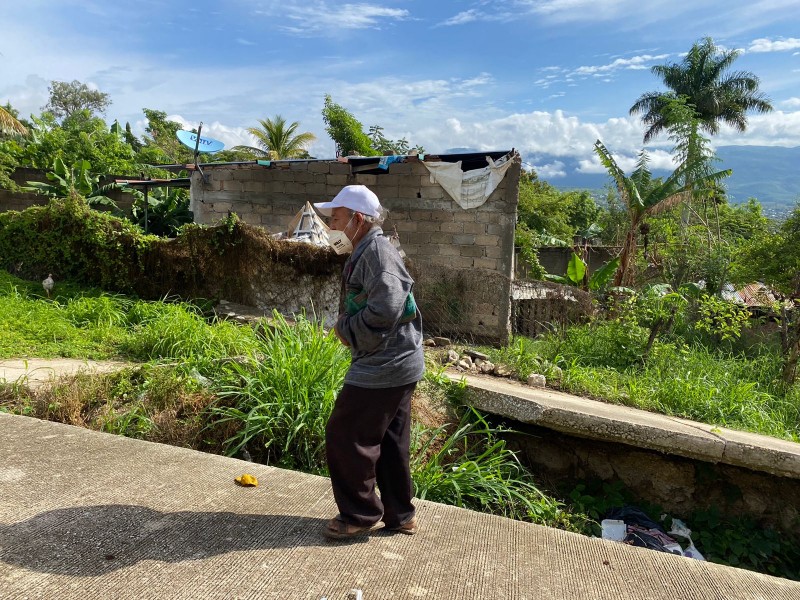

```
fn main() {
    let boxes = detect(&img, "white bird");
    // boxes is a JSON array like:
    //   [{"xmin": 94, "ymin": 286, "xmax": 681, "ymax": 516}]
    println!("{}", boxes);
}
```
[{"xmin": 42, "ymin": 274, "xmax": 54, "ymax": 298}]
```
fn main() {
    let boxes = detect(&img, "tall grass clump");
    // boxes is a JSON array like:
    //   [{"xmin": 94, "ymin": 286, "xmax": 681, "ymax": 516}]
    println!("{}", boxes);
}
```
[
  {"xmin": 411, "ymin": 406, "xmax": 577, "ymax": 528},
  {"xmin": 208, "ymin": 312, "xmax": 350, "ymax": 473},
  {"xmin": 121, "ymin": 301, "xmax": 259, "ymax": 369}
]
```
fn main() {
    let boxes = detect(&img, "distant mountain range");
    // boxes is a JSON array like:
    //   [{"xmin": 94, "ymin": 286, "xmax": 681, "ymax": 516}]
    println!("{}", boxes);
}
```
[{"xmin": 446, "ymin": 145, "xmax": 799, "ymax": 218}]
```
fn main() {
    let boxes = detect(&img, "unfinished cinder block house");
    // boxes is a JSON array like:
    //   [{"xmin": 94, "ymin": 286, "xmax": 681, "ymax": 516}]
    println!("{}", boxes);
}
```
[{"xmin": 189, "ymin": 151, "xmax": 521, "ymax": 344}]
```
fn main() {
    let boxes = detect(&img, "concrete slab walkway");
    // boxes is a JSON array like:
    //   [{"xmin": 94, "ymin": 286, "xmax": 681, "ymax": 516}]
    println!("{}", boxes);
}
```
[
  {"xmin": 2, "ymin": 413, "xmax": 799, "ymax": 600},
  {"xmin": 0, "ymin": 359, "xmax": 130, "ymax": 389}
]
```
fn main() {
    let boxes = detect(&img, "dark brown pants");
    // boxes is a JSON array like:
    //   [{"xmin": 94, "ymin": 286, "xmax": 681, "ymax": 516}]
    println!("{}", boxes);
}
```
[{"xmin": 325, "ymin": 381, "xmax": 417, "ymax": 527}]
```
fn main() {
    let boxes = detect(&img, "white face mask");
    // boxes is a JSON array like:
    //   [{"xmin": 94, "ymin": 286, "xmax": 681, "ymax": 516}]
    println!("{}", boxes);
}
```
[
  {"xmin": 328, "ymin": 214, "xmax": 361, "ymax": 255},
  {"xmin": 328, "ymin": 229, "xmax": 353, "ymax": 255}
]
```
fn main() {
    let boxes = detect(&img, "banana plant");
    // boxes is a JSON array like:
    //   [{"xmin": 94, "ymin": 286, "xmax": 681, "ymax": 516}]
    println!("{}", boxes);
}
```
[
  {"xmin": 545, "ymin": 252, "xmax": 621, "ymax": 292},
  {"xmin": 23, "ymin": 157, "xmax": 124, "ymax": 215},
  {"xmin": 594, "ymin": 139, "xmax": 730, "ymax": 287}
]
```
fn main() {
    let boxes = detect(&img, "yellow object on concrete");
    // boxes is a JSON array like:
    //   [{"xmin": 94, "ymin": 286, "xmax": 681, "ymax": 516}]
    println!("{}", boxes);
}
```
[{"xmin": 235, "ymin": 473, "xmax": 258, "ymax": 487}]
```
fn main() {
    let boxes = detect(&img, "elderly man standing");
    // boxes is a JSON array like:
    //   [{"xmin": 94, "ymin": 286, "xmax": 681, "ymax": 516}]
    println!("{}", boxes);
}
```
[{"xmin": 314, "ymin": 185, "xmax": 424, "ymax": 540}]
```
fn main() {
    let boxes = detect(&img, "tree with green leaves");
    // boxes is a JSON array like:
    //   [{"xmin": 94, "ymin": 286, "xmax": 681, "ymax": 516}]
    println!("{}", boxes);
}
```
[
  {"xmin": 234, "ymin": 115, "xmax": 315, "ymax": 160},
  {"xmin": 630, "ymin": 37, "xmax": 772, "ymax": 144},
  {"xmin": 594, "ymin": 140, "xmax": 729, "ymax": 287},
  {"xmin": 322, "ymin": 95, "xmax": 378, "ymax": 157},
  {"xmin": 42, "ymin": 80, "xmax": 112, "ymax": 121},
  {"xmin": 138, "ymin": 109, "xmax": 193, "ymax": 165}
]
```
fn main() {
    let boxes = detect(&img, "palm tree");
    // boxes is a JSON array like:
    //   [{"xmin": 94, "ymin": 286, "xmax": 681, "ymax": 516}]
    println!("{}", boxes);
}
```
[
  {"xmin": 235, "ymin": 115, "xmax": 316, "ymax": 159},
  {"xmin": 0, "ymin": 105, "xmax": 27, "ymax": 136},
  {"xmin": 630, "ymin": 37, "xmax": 773, "ymax": 143},
  {"xmin": 594, "ymin": 140, "xmax": 730, "ymax": 287}
]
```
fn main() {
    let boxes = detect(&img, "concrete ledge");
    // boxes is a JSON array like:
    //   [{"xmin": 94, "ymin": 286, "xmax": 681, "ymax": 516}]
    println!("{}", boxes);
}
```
[{"xmin": 450, "ymin": 372, "xmax": 800, "ymax": 480}]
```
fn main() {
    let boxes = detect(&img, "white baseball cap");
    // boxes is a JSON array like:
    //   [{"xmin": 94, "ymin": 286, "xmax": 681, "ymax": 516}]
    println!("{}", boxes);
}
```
[{"xmin": 314, "ymin": 185, "xmax": 382, "ymax": 218}]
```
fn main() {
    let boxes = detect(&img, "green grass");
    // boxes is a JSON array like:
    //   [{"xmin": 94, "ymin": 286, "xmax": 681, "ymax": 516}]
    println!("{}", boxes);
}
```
[
  {"xmin": 209, "ymin": 312, "xmax": 351, "ymax": 473},
  {"xmin": 2, "ymin": 270, "xmax": 799, "ymax": 580},
  {"xmin": 480, "ymin": 322, "xmax": 800, "ymax": 442}
]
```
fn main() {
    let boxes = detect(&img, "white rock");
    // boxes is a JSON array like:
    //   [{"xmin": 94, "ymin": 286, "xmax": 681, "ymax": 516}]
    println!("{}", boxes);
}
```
[{"xmin": 527, "ymin": 373, "xmax": 547, "ymax": 388}]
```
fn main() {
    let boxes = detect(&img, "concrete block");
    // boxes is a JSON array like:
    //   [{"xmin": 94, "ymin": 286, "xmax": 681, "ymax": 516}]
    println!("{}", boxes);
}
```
[
  {"xmin": 252, "ymin": 203, "xmax": 274, "ymax": 215},
  {"xmin": 289, "ymin": 161, "xmax": 311, "ymax": 171},
  {"xmin": 308, "ymin": 162, "xmax": 330, "ymax": 174},
  {"xmin": 231, "ymin": 169, "xmax": 253, "ymax": 181},
  {"xmin": 418, "ymin": 186, "xmax": 445, "ymax": 200},
  {"xmin": 378, "ymin": 174, "xmax": 403, "ymax": 186},
  {"xmin": 485, "ymin": 245, "xmax": 505, "ymax": 259},
  {"xmin": 330, "ymin": 162, "xmax": 352, "ymax": 175},
  {"xmin": 428, "ymin": 232, "xmax": 455, "ymax": 245},
  {"xmin": 266, "ymin": 181, "xmax": 286, "ymax": 194},
  {"xmin": 394, "ymin": 221, "xmax": 418, "ymax": 233},
  {"xmin": 215, "ymin": 170, "xmax": 234, "ymax": 181},
  {"xmin": 325, "ymin": 185, "xmax": 343, "ymax": 197},
  {"xmin": 387, "ymin": 162, "xmax": 413, "ymax": 174},
  {"xmin": 429, "ymin": 210, "xmax": 453, "ymax": 222},
  {"xmin": 474, "ymin": 258, "xmax": 499, "ymax": 270},
  {"xmin": 410, "ymin": 210, "xmax": 432, "ymax": 221},
  {"xmin": 417, "ymin": 221, "xmax": 442, "ymax": 233},
  {"xmin": 273, "ymin": 169, "xmax": 296, "ymax": 182},
  {"xmin": 353, "ymin": 174, "xmax": 377, "ymax": 186},
  {"xmin": 460, "ymin": 245, "xmax": 484, "ymax": 258},
  {"xmin": 249, "ymin": 170, "xmax": 273, "ymax": 182},
  {"xmin": 486, "ymin": 223, "xmax": 505, "ymax": 236},
  {"xmin": 371, "ymin": 185, "xmax": 400, "ymax": 200},
  {"xmin": 425, "ymin": 255, "xmax": 458, "ymax": 267},
  {"xmin": 406, "ymin": 232, "xmax": 431, "ymax": 245},
  {"xmin": 475, "ymin": 234, "xmax": 500, "ymax": 247},
  {"xmin": 454, "ymin": 211, "xmax": 477, "ymax": 223},
  {"xmin": 453, "ymin": 234, "xmax": 476, "ymax": 245},
  {"xmin": 283, "ymin": 182, "xmax": 307, "ymax": 195},
  {"xmin": 305, "ymin": 183, "xmax": 327, "ymax": 196},
  {"xmin": 434, "ymin": 244, "xmax": 461, "ymax": 257},
  {"xmin": 208, "ymin": 202, "xmax": 232, "ymax": 213},
  {"xmin": 291, "ymin": 171, "xmax": 315, "ymax": 183},
  {"xmin": 439, "ymin": 221, "xmax": 464, "ymax": 234},
  {"xmin": 243, "ymin": 181, "xmax": 264, "ymax": 193},
  {"xmin": 327, "ymin": 174, "xmax": 350, "ymax": 187},
  {"xmin": 452, "ymin": 257, "xmax": 475, "ymax": 268},
  {"xmin": 463, "ymin": 222, "xmax": 486, "ymax": 234}
]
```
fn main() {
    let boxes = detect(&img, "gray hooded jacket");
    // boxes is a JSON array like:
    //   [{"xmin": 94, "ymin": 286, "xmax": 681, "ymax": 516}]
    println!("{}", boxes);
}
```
[{"xmin": 335, "ymin": 227, "xmax": 425, "ymax": 389}]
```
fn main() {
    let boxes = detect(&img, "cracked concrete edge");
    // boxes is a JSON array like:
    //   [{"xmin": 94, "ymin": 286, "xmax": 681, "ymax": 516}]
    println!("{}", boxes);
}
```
[{"xmin": 449, "ymin": 372, "xmax": 800, "ymax": 480}]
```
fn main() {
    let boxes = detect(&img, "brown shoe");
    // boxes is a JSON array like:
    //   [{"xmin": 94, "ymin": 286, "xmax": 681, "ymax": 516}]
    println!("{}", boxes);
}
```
[
  {"xmin": 323, "ymin": 517, "xmax": 379, "ymax": 540},
  {"xmin": 386, "ymin": 517, "xmax": 417, "ymax": 535}
]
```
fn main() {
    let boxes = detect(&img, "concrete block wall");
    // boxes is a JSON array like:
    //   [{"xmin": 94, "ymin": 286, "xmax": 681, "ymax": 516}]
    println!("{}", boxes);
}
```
[{"xmin": 190, "ymin": 155, "xmax": 521, "ymax": 344}]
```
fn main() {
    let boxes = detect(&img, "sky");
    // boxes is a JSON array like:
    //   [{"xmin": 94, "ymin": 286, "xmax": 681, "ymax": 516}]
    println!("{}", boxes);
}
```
[{"xmin": 1, "ymin": 0, "xmax": 799, "ymax": 180}]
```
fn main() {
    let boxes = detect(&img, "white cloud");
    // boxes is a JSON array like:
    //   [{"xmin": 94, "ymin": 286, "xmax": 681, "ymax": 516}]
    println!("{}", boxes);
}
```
[
  {"xmin": 531, "ymin": 160, "xmax": 567, "ymax": 178},
  {"xmin": 781, "ymin": 97, "xmax": 800, "ymax": 108},
  {"xmin": 258, "ymin": 2, "xmax": 410, "ymax": 35},
  {"xmin": 748, "ymin": 37, "xmax": 800, "ymax": 52},
  {"xmin": 439, "ymin": 9, "xmax": 483, "ymax": 26},
  {"xmin": 236, "ymin": 38, "xmax": 256, "ymax": 46},
  {"xmin": 573, "ymin": 54, "xmax": 669, "ymax": 76}
]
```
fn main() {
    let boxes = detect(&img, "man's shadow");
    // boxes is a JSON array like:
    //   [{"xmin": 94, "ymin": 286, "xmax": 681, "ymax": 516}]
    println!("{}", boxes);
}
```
[{"xmin": 0, "ymin": 504, "xmax": 365, "ymax": 576}]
